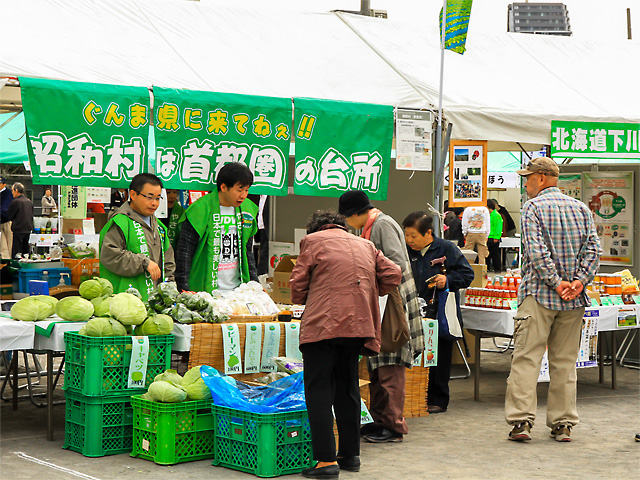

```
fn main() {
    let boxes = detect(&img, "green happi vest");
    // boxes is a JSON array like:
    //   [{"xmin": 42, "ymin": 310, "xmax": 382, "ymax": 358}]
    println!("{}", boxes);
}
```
[
  {"xmin": 179, "ymin": 192, "xmax": 258, "ymax": 293},
  {"xmin": 99, "ymin": 213, "xmax": 170, "ymax": 301},
  {"xmin": 167, "ymin": 203, "xmax": 185, "ymax": 248}
]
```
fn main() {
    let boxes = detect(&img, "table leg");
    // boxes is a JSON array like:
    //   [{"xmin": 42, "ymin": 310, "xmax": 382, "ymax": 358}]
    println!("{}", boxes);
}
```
[
  {"xmin": 598, "ymin": 334, "xmax": 604, "ymax": 384},
  {"xmin": 473, "ymin": 332, "xmax": 481, "ymax": 401},
  {"xmin": 47, "ymin": 351, "xmax": 53, "ymax": 441},
  {"xmin": 11, "ymin": 350, "xmax": 18, "ymax": 410},
  {"xmin": 611, "ymin": 332, "xmax": 616, "ymax": 390}
]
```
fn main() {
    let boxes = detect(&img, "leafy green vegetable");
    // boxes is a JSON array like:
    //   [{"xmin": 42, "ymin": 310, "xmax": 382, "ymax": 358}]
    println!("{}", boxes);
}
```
[
  {"xmin": 181, "ymin": 365, "xmax": 203, "ymax": 387},
  {"xmin": 81, "ymin": 318, "xmax": 114, "ymax": 336},
  {"xmin": 147, "ymin": 380, "xmax": 187, "ymax": 403},
  {"xmin": 90, "ymin": 295, "xmax": 113, "ymax": 317},
  {"xmin": 185, "ymin": 378, "xmax": 212, "ymax": 401},
  {"xmin": 139, "ymin": 314, "xmax": 174, "ymax": 335},
  {"xmin": 79, "ymin": 279, "xmax": 103, "ymax": 300},
  {"xmin": 154, "ymin": 369, "xmax": 183, "ymax": 384},
  {"xmin": 11, "ymin": 296, "xmax": 56, "ymax": 321},
  {"xmin": 110, "ymin": 293, "xmax": 147, "ymax": 325},
  {"xmin": 171, "ymin": 303, "xmax": 204, "ymax": 324},
  {"xmin": 55, "ymin": 296, "xmax": 94, "ymax": 321},
  {"xmin": 95, "ymin": 277, "xmax": 113, "ymax": 296},
  {"xmin": 109, "ymin": 318, "xmax": 127, "ymax": 336},
  {"xmin": 126, "ymin": 286, "xmax": 142, "ymax": 299},
  {"xmin": 158, "ymin": 282, "xmax": 179, "ymax": 306}
]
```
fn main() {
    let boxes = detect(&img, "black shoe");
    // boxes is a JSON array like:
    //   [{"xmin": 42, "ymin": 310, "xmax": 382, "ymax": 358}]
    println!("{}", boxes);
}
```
[
  {"xmin": 427, "ymin": 405, "xmax": 447, "ymax": 414},
  {"xmin": 363, "ymin": 428, "xmax": 403, "ymax": 443},
  {"xmin": 301, "ymin": 464, "xmax": 339, "ymax": 479},
  {"xmin": 360, "ymin": 423, "xmax": 382, "ymax": 436},
  {"xmin": 337, "ymin": 456, "xmax": 361, "ymax": 472}
]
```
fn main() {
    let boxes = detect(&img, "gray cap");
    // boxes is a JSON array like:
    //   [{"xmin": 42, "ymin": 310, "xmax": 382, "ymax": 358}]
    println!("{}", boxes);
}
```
[{"xmin": 516, "ymin": 157, "xmax": 560, "ymax": 177}]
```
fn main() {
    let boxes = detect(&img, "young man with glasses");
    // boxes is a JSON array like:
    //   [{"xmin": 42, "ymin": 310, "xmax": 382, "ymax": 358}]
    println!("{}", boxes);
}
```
[
  {"xmin": 175, "ymin": 162, "xmax": 259, "ymax": 293},
  {"xmin": 99, "ymin": 173, "xmax": 175, "ymax": 301}
]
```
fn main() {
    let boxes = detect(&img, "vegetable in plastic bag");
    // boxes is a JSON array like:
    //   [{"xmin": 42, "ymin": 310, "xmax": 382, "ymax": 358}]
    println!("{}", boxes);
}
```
[
  {"xmin": 90, "ymin": 295, "xmax": 113, "ymax": 317},
  {"xmin": 55, "ymin": 296, "xmax": 94, "ymax": 321},
  {"xmin": 171, "ymin": 303, "xmax": 204, "ymax": 324},
  {"xmin": 139, "ymin": 314, "xmax": 174, "ymax": 335},
  {"xmin": 126, "ymin": 285, "xmax": 142, "ymax": 299},
  {"xmin": 10, "ymin": 296, "xmax": 57, "ymax": 321},
  {"xmin": 185, "ymin": 378, "xmax": 212, "ymax": 401},
  {"xmin": 176, "ymin": 292, "xmax": 208, "ymax": 311},
  {"xmin": 79, "ymin": 279, "xmax": 104, "ymax": 300},
  {"xmin": 158, "ymin": 281, "xmax": 179, "ymax": 306},
  {"xmin": 147, "ymin": 380, "xmax": 187, "ymax": 403},
  {"xmin": 110, "ymin": 292, "xmax": 147, "ymax": 325},
  {"xmin": 274, "ymin": 357, "xmax": 304, "ymax": 374}
]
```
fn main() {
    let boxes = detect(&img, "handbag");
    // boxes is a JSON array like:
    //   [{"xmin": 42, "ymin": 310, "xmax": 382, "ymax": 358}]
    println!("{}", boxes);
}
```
[
  {"xmin": 435, "ymin": 289, "xmax": 463, "ymax": 341},
  {"xmin": 380, "ymin": 286, "xmax": 411, "ymax": 353}
]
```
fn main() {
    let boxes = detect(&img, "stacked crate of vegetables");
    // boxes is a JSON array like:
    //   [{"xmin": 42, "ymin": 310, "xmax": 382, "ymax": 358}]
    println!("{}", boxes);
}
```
[{"xmin": 62, "ymin": 279, "xmax": 175, "ymax": 457}]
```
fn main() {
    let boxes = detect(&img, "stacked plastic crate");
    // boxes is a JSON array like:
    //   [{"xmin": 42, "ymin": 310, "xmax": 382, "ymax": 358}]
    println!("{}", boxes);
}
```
[{"xmin": 62, "ymin": 332, "xmax": 173, "ymax": 457}]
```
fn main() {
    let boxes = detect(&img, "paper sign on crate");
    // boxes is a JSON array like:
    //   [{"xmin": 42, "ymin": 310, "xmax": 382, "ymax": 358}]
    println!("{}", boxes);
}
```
[
  {"xmin": 128, "ymin": 336, "xmax": 150, "ymax": 388},
  {"xmin": 285, "ymin": 323, "xmax": 301, "ymax": 360},
  {"xmin": 222, "ymin": 324, "xmax": 242, "ymax": 375},
  {"xmin": 260, "ymin": 323, "xmax": 281, "ymax": 372},
  {"xmin": 423, "ymin": 319, "xmax": 438, "ymax": 368},
  {"xmin": 244, "ymin": 323, "xmax": 262, "ymax": 374}
]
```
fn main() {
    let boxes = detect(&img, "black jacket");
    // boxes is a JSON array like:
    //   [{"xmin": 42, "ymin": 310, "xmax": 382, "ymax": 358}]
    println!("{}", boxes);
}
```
[
  {"xmin": 7, "ymin": 194, "xmax": 34, "ymax": 233},
  {"xmin": 407, "ymin": 236, "xmax": 474, "ymax": 326}
]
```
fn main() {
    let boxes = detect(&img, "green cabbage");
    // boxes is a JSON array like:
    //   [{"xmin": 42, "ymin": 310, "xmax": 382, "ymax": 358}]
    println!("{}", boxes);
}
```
[
  {"xmin": 81, "ymin": 317, "xmax": 113, "ymax": 336},
  {"xmin": 110, "ymin": 293, "xmax": 147, "ymax": 325},
  {"xmin": 90, "ymin": 296, "xmax": 113, "ymax": 317},
  {"xmin": 11, "ymin": 296, "xmax": 56, "ymax": 321},
  {"xmin": 185, "ymin": 377, "xmax": 211, "ymax": 401},
  {"xmin": 55, "ymin": 296, "xmax": 95, "ymax": 321},
  {"xmin": 139, "ymin": 314, "xmax": 174, "ymax": 335},
  {"xmin": 79, "ymin": 279, "xmax": 103, "ymax": 300},
  {"xmin": 95, "ymin": 277, "xmax": 113, "ymax": 296},
  {"xmin": 31, "ymin": 295, "xmax": 59, "ymax": 308},
  {"xmin": 147, "ymin": 380, "xmax": 187, "ymax": 403},
  {"xmin": 154, "ymin": 369, "xmax": 183, "ymax": 384},
  {"xmin": 181, "ymin": 365, "xmax": 203, "ymax": 387},
  {"xmin": 109, "ymin": 318, "xmax": 127, "ymax": 336}
]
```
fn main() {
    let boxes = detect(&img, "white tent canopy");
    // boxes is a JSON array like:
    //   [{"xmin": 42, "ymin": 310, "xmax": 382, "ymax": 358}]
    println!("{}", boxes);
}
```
[{"xmin": 1, "ymin": 0, "xmax": 639, "ymax": 150}]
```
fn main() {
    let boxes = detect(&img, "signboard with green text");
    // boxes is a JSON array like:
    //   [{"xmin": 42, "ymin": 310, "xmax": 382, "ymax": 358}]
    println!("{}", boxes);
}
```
[
  {"xmin": 20, "ymin": 77, "xmax": 150, "ymax": 188},
  {"xmin": 153, "ymin": 88, "xmax": 291, "ymax": 196},
  {"xmin": 550, "ymin": 120, "xmax": 640, "ymax": 159},
  {"xmin": 293, "ymin": 98, "xmax": 394, "ymax": 200}
]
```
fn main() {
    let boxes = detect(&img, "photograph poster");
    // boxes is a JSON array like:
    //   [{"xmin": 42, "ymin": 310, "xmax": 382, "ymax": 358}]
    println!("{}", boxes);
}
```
[
  {"xmin": 395, "ymin": 109, "xmax": 433, "ymax": 171},
  {"xmin": 448, "ymin": 140, "xmax": 488, "ymax": 207}
]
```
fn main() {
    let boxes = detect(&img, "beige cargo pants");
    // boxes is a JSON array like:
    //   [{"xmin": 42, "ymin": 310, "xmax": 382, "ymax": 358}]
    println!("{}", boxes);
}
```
[
  {"xmin": 464, "ymin": 232, "xmax": 488, "ymax": 264},
  {"xmin": 505, "ymin": 295, "xmax": 584, "ymax": 428}
]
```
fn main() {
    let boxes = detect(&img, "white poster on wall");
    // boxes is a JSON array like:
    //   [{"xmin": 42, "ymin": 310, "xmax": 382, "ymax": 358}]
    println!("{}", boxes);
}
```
[{"xmin": 395, "ymin": 109, "xmax": 433, "ymax": 171}]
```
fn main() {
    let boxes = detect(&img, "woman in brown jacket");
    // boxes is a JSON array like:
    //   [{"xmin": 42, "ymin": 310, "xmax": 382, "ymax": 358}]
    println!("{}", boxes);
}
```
[{"xmin": 290, "ymin": 211, "xmax": 401, "ymax": 479}]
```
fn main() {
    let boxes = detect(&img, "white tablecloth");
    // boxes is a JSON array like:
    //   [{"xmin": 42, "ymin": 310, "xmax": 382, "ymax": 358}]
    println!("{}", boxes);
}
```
[
  {"xmin": 499, "ymin": 237, "xmax": 521, "ymax": 248},
  {"xmin": 33, "ymin": 319, "xmax": 87, "ymax": 351},
  {"xmin": 462, "ymin": 304, "xmax": 638, "ymax": 335},
  {"xmin": 0, "ymin": 317, "xmax": 35, "ymax": 350},
  {"xmin": 171, "ymin": 323, "xmax": 192, "ymax": 352}
]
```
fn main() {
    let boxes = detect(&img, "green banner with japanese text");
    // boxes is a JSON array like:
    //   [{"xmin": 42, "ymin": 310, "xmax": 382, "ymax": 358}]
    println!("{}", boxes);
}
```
[
  {"xmin": 550, "ymin": 120, "xmax": 640, "ymax": 159},
  {"xmin": 20, "ymin": 77, "xmax": 150, "ymax": 187},
  {"xmin": 292, "ymin": 98, "xmax": 394, "ymax": 200},
  {"xmin": 153, "ymin": 88, "xmax": 291, "ymax": 195}
]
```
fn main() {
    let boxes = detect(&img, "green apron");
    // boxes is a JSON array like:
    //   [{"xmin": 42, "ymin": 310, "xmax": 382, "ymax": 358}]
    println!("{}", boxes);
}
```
[
  {"xmin": 99, "ymin": 214, "xmax": 170, "ymax": 301},
  {"xmin": 179, "ymin": 192, "xmax": 258, "ymax": 293},
  {"xmin": 167, "ymin": 203, "xmax": 185, "ymax": 248}
]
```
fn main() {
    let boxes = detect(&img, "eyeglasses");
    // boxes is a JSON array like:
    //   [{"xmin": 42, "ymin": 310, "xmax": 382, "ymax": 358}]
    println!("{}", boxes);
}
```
[{"xmin": 134, "ymin": 191, "xmax": 163, "ymax": 202}]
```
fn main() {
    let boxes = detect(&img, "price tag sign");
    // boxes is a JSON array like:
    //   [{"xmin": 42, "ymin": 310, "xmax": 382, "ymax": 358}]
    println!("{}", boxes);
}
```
[
  {"xmin": 509, "ymin": 300, "xmax": 519, "ymax": 310},
  {"xmin": 590, "ymin": 297, "xmax": 599, "ymax": 307},
  {"xmin": 128, "ymin": 336, "xmax": 150, "ymax": 388},
  {"xmin": 600, "ymin": 296, "xmax": 614, "ymax": 306},
  {"xmin": 610, "ymin": 296, "xmax": 624, "ymax": 306}
]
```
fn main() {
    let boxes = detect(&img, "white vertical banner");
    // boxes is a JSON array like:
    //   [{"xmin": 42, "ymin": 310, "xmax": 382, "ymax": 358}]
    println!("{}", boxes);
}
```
[
  {"xmin": 284, "ymin": 322, "xmax": 302, "ymax": 360},
  {"xmin": 222, "ymin": 323, "xmax": 242, "ymax": 375},
  {"xmin": 260, "ymin": 323, "xmax": 281, "ymax": 372},
  {"xmin": 244, "ymin": 323, "xmax": 262, "ymax": 374},
  {"xmin": 423, "ymin": 319, "xmax": 439, "ymax": 367}
]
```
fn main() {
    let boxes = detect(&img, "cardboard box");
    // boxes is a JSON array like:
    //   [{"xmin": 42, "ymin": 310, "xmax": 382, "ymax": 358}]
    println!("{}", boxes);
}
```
[
  {"xmin": 470, "ymin": 264, "xmax": 488, "ymax": 288},
  {"xmin": 270, "ymin": 255, "xmax": 298, "ymax": 304},
  {"xmin": 452, "ymin": 329, "xmax": 477, "ymax": 365},
  {"xmin": 62, "ymin": 218, "xmax": 85, "ymax": 234}
]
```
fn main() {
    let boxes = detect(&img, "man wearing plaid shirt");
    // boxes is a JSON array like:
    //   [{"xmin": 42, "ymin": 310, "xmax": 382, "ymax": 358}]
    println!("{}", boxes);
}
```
[{"xmin": 506, "ymin": 157, "xmax": 600, "ymax": 443}]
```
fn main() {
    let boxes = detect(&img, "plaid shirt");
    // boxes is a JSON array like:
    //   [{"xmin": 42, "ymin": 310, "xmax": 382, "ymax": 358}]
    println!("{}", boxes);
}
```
[{"xmin": 518, "ymin": 187, "xmax": 601, "ymax": 311}]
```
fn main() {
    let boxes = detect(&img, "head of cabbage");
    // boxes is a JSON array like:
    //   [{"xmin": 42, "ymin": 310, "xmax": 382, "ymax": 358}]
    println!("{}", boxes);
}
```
[
  {"xmin": 11, "ymin": 296, "xmax": 57, "ymax": 321},
  {"xmin": 55, "ymin": 296, "xmax": 95, "ymax": 321},
  {"xmin": 139, "ymin": 314, "xmax": 174, "ymax": 335},
  {"xmin": 95, "ymin": 277, "xmax": 113, "ymax": 296},
  {"xmin": 79, "ymin": 277, "xmax": 113, "ymax": 300},
  {"xmin": 147, "ymin": 380, "xmax": 187, "ymax": 403},
  {"xmin": 90, "ymin": 296, "xmax": 113, "ymax": 317},
  {"xmin": 110, "ymin": 293, "xmax": 147, "ymax": 325},
  {"xmin": 79, "ymin": 317, "xmax": 127, "ymax": 337}
]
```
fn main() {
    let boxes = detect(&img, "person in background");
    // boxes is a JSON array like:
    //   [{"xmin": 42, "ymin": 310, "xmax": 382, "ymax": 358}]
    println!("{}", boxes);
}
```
[
  {"xmin": 462, "ymin": 204, "xmax": 490, "ymax": 264},
  {"xmin": 111, "ymin": 188, "xmax": 128, "ymax": 209},
  {"xmin": 160, "ymin": 189, "xmax": 185, "ymax": 249},
  {"xmin": 290, "ymin": 210, "xmax": 401, "ymax": 479},
  {"xmin": 491, "ymin": 198, "xmax": 517, "ymax": 237},
  {"xmin": 338, "ymin": 190, "xmax": 423, "ymax": 444},
  {"xmin": 444, "ymin": 207, "xmax": 465, "ymax": 247},
  {"xmin": 403, "ymin": 212, "xmax": 474, "ymax": 414},
  {"xmin": 175, "ymin": 162, "xmax": 258, "ymax": 293},
  {"xmin": 487, "ymin": 199, "xmax": 503, "ymax": 273},
  {"xmin": 0, "ymin": 177, "xmax": 13, "ymax": 258},
  {"xmin": 41, "ymin": 188, "xmax": 57, "ymax": 217},
  {"xmin": 7, "ymin": 183, "xmax": 34, "ymax": 259},
  {"xmin": 506, "ymin": 157, "xmax": 600, "ymax": 443},
  {"xmin": 99, "ymin": 174, "xmax": 175, "ymax": 301}
]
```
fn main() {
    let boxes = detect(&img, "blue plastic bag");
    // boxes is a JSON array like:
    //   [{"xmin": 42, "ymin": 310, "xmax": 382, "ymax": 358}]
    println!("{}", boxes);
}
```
[{"xmin": 200, "ymin": 366, "xmax": 307, "ymax": 413}]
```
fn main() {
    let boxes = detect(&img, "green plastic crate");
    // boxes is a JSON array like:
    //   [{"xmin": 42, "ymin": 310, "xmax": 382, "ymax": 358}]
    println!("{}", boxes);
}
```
[
  {"xmin": 63, "ymin": 390, "xmax": 133, "ymax": 457},
  {"xmin": 130, "ymin": 395, "xmax": 216, "ymax": 465},
  {"xmin": 211, "ymin": 405, "xmax": 313, "ymax": 478},
  {"xmin": 63, "ymin": 332, "xmax": 174, "ymax": 396}
]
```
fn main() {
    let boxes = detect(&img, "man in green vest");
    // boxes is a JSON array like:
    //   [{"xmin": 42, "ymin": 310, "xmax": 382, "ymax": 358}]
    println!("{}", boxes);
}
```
[
  {"xmin": 160, "ymin": 189, "xmax": 185, "ymax": 249},
  {"xmin": 175, "ymin": 162, "xmax": 259, "ymax": 293},
  {"xmin": 99, "ymin": 173, "xmax": 175, "ymax": 301}
]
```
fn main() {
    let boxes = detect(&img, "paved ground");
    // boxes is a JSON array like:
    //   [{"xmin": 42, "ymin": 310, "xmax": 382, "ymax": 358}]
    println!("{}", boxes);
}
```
[{"xmin": 1, "ymin": 343, "xmax": 638, "ymax": 480}]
